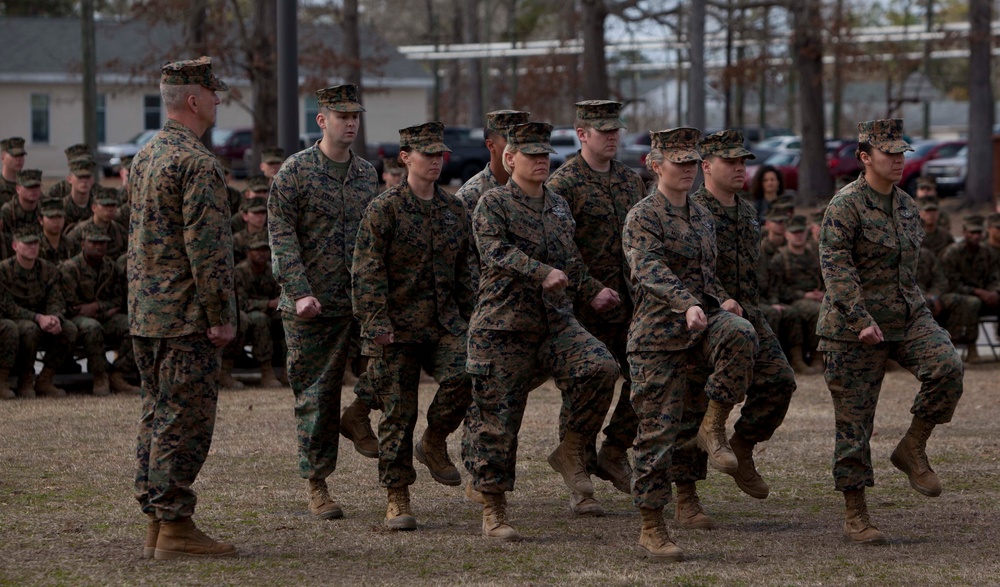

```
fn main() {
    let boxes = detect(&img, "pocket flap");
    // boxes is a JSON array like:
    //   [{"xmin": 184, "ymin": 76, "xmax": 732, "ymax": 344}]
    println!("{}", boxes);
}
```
[{"xmin": 466, "ymin": 358, "xmax": 492, "ymax": 376}]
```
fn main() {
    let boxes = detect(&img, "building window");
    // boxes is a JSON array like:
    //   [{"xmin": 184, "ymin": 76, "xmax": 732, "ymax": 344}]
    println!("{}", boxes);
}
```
[
  {"xmin": 304, "ymin": 95, "xmax": 320, "ymax": 133},
  {"xmin": 97, "ymin": 94, "xmax": 107, "ymax": 144},
  {"xmin": 31, "ymin": 94, "xmax": 50, "ymax": 144},
  {"xmin": 144, "ymin": 94, "xmax": 161, "ymax": 130}
]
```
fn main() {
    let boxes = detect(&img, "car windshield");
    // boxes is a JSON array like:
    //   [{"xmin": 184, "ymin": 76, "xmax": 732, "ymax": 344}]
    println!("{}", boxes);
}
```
[
  {"xmin": 905, "ymin": 141, "xmax": 940, "ymax": 159},
  {"xmin": 212, "ymin": 128, "xmax": 234, "ymax": 145},
  {"xmin": 766, "ymin": 152, "xmax": 797, "ymax": 166},
  {"xmin": 550, "ymin": 135, "xmax": 576, "ymax": 147}
]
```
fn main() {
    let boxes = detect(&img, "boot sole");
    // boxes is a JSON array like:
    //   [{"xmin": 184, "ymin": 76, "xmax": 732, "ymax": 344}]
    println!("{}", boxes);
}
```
[
  {"xmin": 340, "ymin": 427, "xmax": 379, "ymax": 459},
  {"xmin": 843, "ymin": 533, "xmax": 888, "ymax": 545},
  {"xmin": 595, "ymin": 465, "xmax": 632, "ymax": 495},
  {"xmin": 546, "ymin": 451, "xmax": 595, "ymax": 495},
  {"xmin": 641, "ymin": 547, "xmax": 685, "ymax": 562},
  {"xmin": 153, "ymin": 548, "xmax": 238, "ymax": 560},
  {"xmin": 733, "ymin": 475, "xmax": 769, "ymax": 499},
  {"xmin": 385, "ymin": 516, "xmax": 417, "ymax": 531},
  {"xmin": 695, "ymin": 434, "xmax": 737, "ymax": 475},
  {"xmin": 311, "ymin": 506, "xmax": 344, "ymax": 520},
  {"xmin": 483, "ymin": 530, "xmax": 521, "ymax": 541},
  {"xmin": 889, "ymin": 451, "xmax": 942, "ymax": 497},
  {"xmin": 414, "ymin": 441, "xmax": 462, "ymax": 486}
]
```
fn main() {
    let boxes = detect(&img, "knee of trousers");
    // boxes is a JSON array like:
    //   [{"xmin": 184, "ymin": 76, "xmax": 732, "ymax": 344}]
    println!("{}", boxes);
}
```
[{"xmin": 72, "ymin": 316, "xmax": 105, "ymax": 342}]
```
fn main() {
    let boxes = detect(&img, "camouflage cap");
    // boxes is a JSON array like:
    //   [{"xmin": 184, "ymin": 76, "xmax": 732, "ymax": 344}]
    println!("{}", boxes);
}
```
[
  {"xmin": 94, "ymin": 192, "xmax": 119, "ymax": 206},
  {"xmin": 1, "ymin": 137, "xmax": 26, "ymax": 156},
  {"xmin": 988, "ymin": 212, "xmax": 1000, "ymax": 228},
  {"xmin": 507, "ymin": 122, "xmax": 555, "ymax": 155},
  {"xmin": 382, "ymin": 157, "xmax": 403, "ymax": 174},
  {"xmin": 787, "ymin": 214, "xmax": 808, "ymax": 232},
  {"xmin": 260, "ymin": 146, "xmax": 286, "ymax": 164},
  {"xmin": 764, "ymin": 207, "xmax": 787, "ymax": 222},
  {"xmin": 242, "ymin": 198, "xmax": 267, "ymax": 214},
  {"xmin": 80, "ymin": 223, "xmax": 112, "ymax": 242},
  {"xmin": 40, "ymin": 198, "xmax": 65, "ymax": 217},
  {"xmin": 161, "ymin": 56, "xmax": 229, "ymax": 91},
  {"xmin": 120, "ymin": 155, "xmax": 133, "ymax": 170},
  {"xmin": 247, "ymin": 232, "xmax": 270, "ymax": 250},
  {"xmin": 486, "ymin": 110, "xmax": 530, "ymax": 134},
  {"xmin": 963, "ymin": 214, "xmax": 986, "ymax": 232},
  {"xmin": 315, "ymin": 84, "xmax": 365, "ymax": 112},
  {"xmin": 699, "ymin": 129, "xmax": 755, "ymax": 160},
  {"xmin": 915, "ymin": 176, "xmax": 937, "ymax": 190},
  {"xmin": 918, "ymin": 196, "xmax": 940, "ymax": 211},
  {"xmin": 65, "ymin": 143, "xmax": 92, "ymax": 162},
  {"xmin": 12, "ymin": 225, "xmax": 41, "ymax": 243},
  {"xmin": 809, "ymin": 207, "xmax": 827, "ymax": 223},
  {"xmin": 69, "ymin": 158, "xmax": 96, "ymax": 177},
  {"xmin": 17, "ymin": 169, "xmax": 42, "ymax": 187},
  {"xmin": 858, "ymin": 118, "xmax": 913, "ymax": 153},
  {"xmin": 399, "ymin": 121, "xmax": 451, "ymax": 155},
  {"xmin": 575, "ymin": 100, "xmax": 625, "ymax": 131},
  {"xmin": 773, "ymin": 193, "xmax": 795, "ymax": 211},
  {"xmin": 246, "ymin": 174, "xmax": 270, "ymax": 193},
  {"xmin": 650, "ymin": 127, "xmax": 702, "ymax": 164}
]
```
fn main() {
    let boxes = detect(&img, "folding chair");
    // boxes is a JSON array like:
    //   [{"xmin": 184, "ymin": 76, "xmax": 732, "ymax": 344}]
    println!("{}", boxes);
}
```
[{"xmin": 978, "ymin": 315, "xmax": 1000, "ymax": 361}]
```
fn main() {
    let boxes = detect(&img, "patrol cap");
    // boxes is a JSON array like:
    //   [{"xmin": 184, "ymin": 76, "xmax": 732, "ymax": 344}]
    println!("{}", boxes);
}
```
[
  {"xmin": 764, "ymin": 207, "xmax": 787, "ymax": 222},
  {"xmin": 12, "ymin": 225, "xmax": 41, "ymax": 243},
  {"xmin": 246, "ymin": 174, "xmax": 270, "ymax": 193},
  {"xmin": 315, "ymin": 84, "xmax": 365, "ymax": 112},
  {"xmin": 506, "ymin": 122, "xmax": 555, "ymax": 154},
  {"xmin": 858, "ymin": 118, "xmax": 913, "ymax": 153},
  {"xmin": 382, "ymin": 157, "xmax": 403, "ymax": 174},
  {"xmin": 699, "ymin": 129, "xmax": 755, "ymax": 160},
  {"xmin": 17, "ymin": 169, "xmax": 42, "ymax": 187},
  {"xmin": 65, "ymin": 143, "xmax": 92, "ymax": 162},
  {"xmin": 69, "ymin": 158, "xmax": 96, "ymax": 177},
  {"xmin": 247, "ymin": 232, "xmax": 270, "ymax": 250},
  {"xmin": 80, "ymin": 223, "xmax": 112, "ymax": 242},
  {"xmin": 809, "ymin": 207, "xmax": 827, "ymax": 224},
  {"xmin": 988, "ymin": 212, "xmax": 1000, "ymax": 229},
  {"xmin": 649, "ymin": 127, "xmax": 702, "ymax": 163},
  {"xmin": 918, "ymin": 196, "xmax": 940, "ymax": 211},
  {"xmin": 398, "ymin": 121, "xmax": 451, "ymax": 155},
  {"xmin": 916, "ymin": 176, "xmax": 937, "ymax": 190},
  {"xmin": 94, "ymin": 191, "xmax": 119, "ymax": 206},
  {"xmin": 1, "ymin": 137, "xmax": 26, "ymax": 156},
  {"xmin": 575, "ymin": 100, "xmax": 625, "ymax": 131},
  {"xmin": 161, "ymin": 56, "xmax": 229, "ymax": 91},
  {"xmin": 486, "ymin": 110, "xmax": 530, "ymax": 134},
  {"xmin": 963, "ymin": 214, "xmax": 985, "ymax": 232},
  {"xmin": 787, "ymin": 214, "xmax": 808, "ymax": 233},
  {"xmin": 120, "ymin": 155, "xmax": 133, "ymax": 170},
  {"xmin": 242, "ymin": 198, "xmax": 267, "ymax": 214},
  {"xmin": 40, "ymin": 198, "xmax": 65, "ymax": 217},
  {"xmin": 260, "ymin": 146, "xmax": 285, "ymax": 164},
  {"xmin": 772, "ymin": 194, "xmax": 795, "ymax": 213}
]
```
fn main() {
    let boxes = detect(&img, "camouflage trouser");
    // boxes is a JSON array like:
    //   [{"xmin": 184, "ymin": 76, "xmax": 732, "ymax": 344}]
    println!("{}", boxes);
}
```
[
  {"xmin": 0, "ymin": 319, "xmax": 18, "ymax": 370},
  {"xmin": 936, "ymin": 293, "xmax": 981, "ymax": 344},
  {"xmin": 368, "ymin": 332, "xmax": 471, "ymax": 488},
  {"xmin": 71, "ymin": 313, "xmax": 133, "ymax": 376},
  {"xmin": 760, "ymin": 303, "xmax": 804, "ymax": 349},
  {"xmin": 671, "ymin": 323, "xmax": 795, "ymax": 483},
  {"xmin": 463, "ymin": 324, "xmax": 618, "ymax": 494},
  {"xmin": 820, "ymin": 308, "xmax": 964, "ymax": 491},
  {"xmin": 632, "ymin": 310, "xmax": 757, "ymax": 508},
  {"xmin": 283, "ymin": 313, "xmax": 357, "ymax": 480},
  {"xmin": 133, "ymin": 333, "xmax": 221, "ymax": 521},
  {"xmin": 790, "ymin": 299, "xmax": 821, "ymax": 352},
  {"xmin": 243, "ymin": 310, "xmax": 275, "ymax": 363},
  {"xmin": 13, "ymin": 318, "xmax": 78, "ymax": 373},
  {"xmin": 557, "ymin": 321, "xmax": 636, "ymax": 471}
]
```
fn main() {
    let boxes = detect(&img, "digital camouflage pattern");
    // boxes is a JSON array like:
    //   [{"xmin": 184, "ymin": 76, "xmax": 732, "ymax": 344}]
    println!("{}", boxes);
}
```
[
  {"xmin": 65, "ymin": 218, "xmax": 128, "ymax": 260},
  {"xmin": 505, "ymin": 122, "xmax": 556, "ymax": 155},
  {"xmin": 1, "ymin": 136, "xmax": 26, "ymax": 156},
  {"xmin": 260, "ymin": 146, "xmax": 286, "ymax": 164},
  {"xmin": 0, "ymin": 176, "xmax": 15, "ymax": 207},
  {"xmin": 916, "ymin": 246, "xmax": 981, "ymax": 344},
  {"xmin": 0, "ymin": 257, "xmax": 78, "ymax": 371},
  {"xmin": 698, "ymin": 130, "xmax": 755, "ymax": 160},
  {"xmin": 0, "ymin": 197, "xmax": 40, "ymax": 239},
  {"xmin": 857, "ymin": 118, "xmax": 914, "ymax": 153},
  {"xmin": 232, "ymin": 226, "xmax": 266, "ymax": 266},
  {"xmin": 398, "ymin": 121, "xmax": 451, "ymax": 154},
  {"xmin": 769, "ymin": 245, "xmax": 823, "ymax": 351},
  {"xmin": 485, "ymin": 109, "xmax": 530, "ymax": 133},
  {"xmin": 160, "ymin": 56, "xmax": 229, "ymax": 91},
  {"xmin": 235, "ymin": 255, "xmax": 282, "ymax": 364},
  {"xmin": 939, "ymin": 240, "xmax": 1000, "ymax": 296},
  {"xmin": 575, "ymin": 100, "xmax": 626, "ymax": 131},
  {"xmin": 650, "ymin": 127, "xmax": 702, "ymax": 163},
  {"xmin": 455, "ymin": 164, "xmax": 502, "ymax": 219},
  {"xmin": 315, "ymin": 84, "xmax": 364, "ymax": 112}
]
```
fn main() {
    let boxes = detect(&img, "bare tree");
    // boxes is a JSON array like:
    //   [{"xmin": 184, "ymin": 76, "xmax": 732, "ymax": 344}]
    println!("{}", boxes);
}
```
[
  {"xmin": 791, "ymin": 0, "xmax": 832, "ymax": 204},
  {"xmin": 966, "ymin": 0, "xmax": 993, "ymax": 207}
]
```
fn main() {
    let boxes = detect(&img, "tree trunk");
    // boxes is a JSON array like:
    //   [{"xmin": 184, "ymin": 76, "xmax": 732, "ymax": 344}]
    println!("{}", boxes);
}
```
[
  {"xmin": 464, "ymin": 0, "xmax": 483, "ymax": 127},
  {"xmin": 581, "ymin": 0, "xmax": 609, "ymax": 99},
  {"xmin": 688, "ymin": 0, "xmax": 706, "ymax": 131},
  {"xmin": 186, "ymin": 0, "xmax": 207, "ymax": 54},
  {"xmin": 792, "ymin": 0, "xmax": 831, "ymax": 205},
  {"xmin": 250, "ymin": 0, "xmax": 278, "ymax": 170},
  {"xmin": 966, "ymin": 0, "xmax": 993, "ymax": 207},
  {"xmin": 343, "ymin": 0, "xmax": 368, "ymax": 159}
]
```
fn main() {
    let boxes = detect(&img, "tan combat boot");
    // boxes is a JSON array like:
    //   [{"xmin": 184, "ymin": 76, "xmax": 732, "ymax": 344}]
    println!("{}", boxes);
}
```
[
  {"xmin": 218, "ymin": 359, "xmax": 244, "ymax": 389},
  {"xmin": 547, "ymin": 431, "xmax": 595, "ymax": 495},
  {"xmin": 843, "ymin": 488, "xmax": 887, "ymax": 544},
  {"xmin": 465, "ymin": 481, "xmax": 485, "ymax": 505},
  {"xmin": 110, "ymin": 372, "xmax": 140, "ymax": 395},
  {"xmin": 0, "ymin": 368, "xmax": 14, "ymax": 400},
  {"xmin": 35, "ymin": 367, "xmax": 66, "ymax": 398},
  {"xmin": 415, "ymin": 429, "xmax": 461, "ymax": 486},
  {"xmin": 16, "ymin": 371, "xmax": 35, "ymax": 399},
  {"xmin": 596, "ymin": 443, "xmax": 632, "ymax": 494},
  {"xmin": 258, "ymin": 362, "xmax": 281, "ymax": 388},
  {"xmin": 153, "ymin": 517, "xmax": 237, "ymax": 559},
  {"xmin": 91, "ymin": 372, "xmax": 110, "ymax": 396},
  {"xmin": 638, "ymin": 507, "xmax": 684, "ymax": 562},
  {"xmin": 890, "ymin": 416, "xmax": 942, "ymax": 497},
  {"xmin": 385, "ymin": 486, "xmax": 417, "ymax": 530},
  {"xmin": 674, "ymin": 482, "xmax": 715, "ymax": 529},
  {"xmin": 789, "ymin": 345, "xmax": 821, "ymax": 375},
  {"xmin": 728, "ymin": 433, "xmax": 769, "ymax": 499},
  {"xmin": 695, "ymin": 400, "xmax": 737, "ymax": 474},
  {"xmin": 143, "ymin": 513, "xmax": 159, "ymax": 559},
  {"xmin": 307, "ymin": 478, "xmax": 344, "ymax": 520},
  {"xmin": 482, "ymin": 492, "xmax": 520, "ymax": 541},
  {"xmin": 569, "ymin": 491, "xmax": 605, "ymax": 516},
  {"xmin": 340, "ymin": 398, "xmax": 378, "ymax": 458}
]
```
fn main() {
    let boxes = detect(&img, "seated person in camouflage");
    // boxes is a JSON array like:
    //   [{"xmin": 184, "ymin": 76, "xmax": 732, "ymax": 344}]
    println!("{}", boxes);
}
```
[
  {"xmin": 915, "ymin": 176, "xmax": 950, "ymax": 232},
  {"xmin": 232, "ymin": 199, "xmax": 267, "ymax": 265},
  {"xmin": 984, "ymin": 212, "xmax": 1000, "ymax": 258},
  {"xmin": 1, "ymin": 169, "xmax": 43, "ymax": 240},
  {"xmin": 258, "ymin": 146, "xmax": 286, "ymax": 180},
  {"xmin": 219, "ymin": 156, "xmax": 243, "ymax": 215},
  {"xmin": 806, "ymin": 207, "xmax": 825, "ymax": 250},
  {"xmin": 622, "ymin": 127, "xmax": 757, "ymax": 562},
  {"xmin": 38, "ymin": 198, "xmax": 74, "ymax": 264},
  {"xmin": 915, "ymin": 245, "xmax": 982, "ymax": 361},
  {"xmin": 381, "ymin": 157, "xmax": 404, "ymax": 189},
  {"xmin": 769, "ymin": 214, "xmax": 825, "ymax": 370},
  {"xmin": 0, "ymin": 288, "xmax": 20, "ymax": 399},
  {"xmin": 59, "ymin": 224, "xmax": 139, "ymax": 395},
  {"xmin": 234, "ymin": 233, "xmax": 284, "ymax": 387},
  {"xmin": 757, "ymin": 210, "xmax": 813, "ymax": 373},
  {"xmin": 65, "ymin": 192, "xmax": 127, "ymax": 259},
  {"xmin": 53, "ymin": 154, "xmax": 112, "ymax": 229},
  {"xmin": 353, "ymin": 122, "xmax": 476, "ymax": 530},
  {"xmin": 231, "ymin": 174, "xmax": 269, "ymax": 234},
  {"xmin": 0, "ymin": 226, "xmax": 78, "ymax": 398},
  {"xmin": 115, "ymin": 155, "xmax": 133, "ymax": 228},
  {"xmin": 918, "ymin": 197, "xmax": 953, "ymax": 256},
  {"xmin": 940, "ymin": 215, "xmax": 1000, "ymax": 356},
  {"xmin": 0, "ymin": 137, "xmax": 26, "ymax": 206}
]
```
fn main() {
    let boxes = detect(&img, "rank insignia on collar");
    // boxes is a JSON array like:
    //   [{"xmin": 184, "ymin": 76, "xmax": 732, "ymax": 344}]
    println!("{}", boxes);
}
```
[
  {"xmin": 551, "ymin": 206, "xmax": 568, "ymax": 219},
  {"xmin": 900, "ymin": 209, "xmax": 913, "ymax": 219},
  {"xmin": 443, "ymin": 210, "xmax": 457, "ymax": 224}
]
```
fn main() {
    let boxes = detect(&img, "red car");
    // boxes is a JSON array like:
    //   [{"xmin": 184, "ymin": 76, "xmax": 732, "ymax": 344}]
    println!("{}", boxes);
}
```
[
  {"xmin": 745, "ymin": 152, "xmax": 800, "ymax": 192},
  {"xmin": 900, "ymin": 140, "xmax": 966, "ymax": 193}
]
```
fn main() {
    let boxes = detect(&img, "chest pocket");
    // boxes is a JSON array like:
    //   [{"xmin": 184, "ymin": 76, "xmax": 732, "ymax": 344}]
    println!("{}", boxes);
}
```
[
  {"xmin": 581, "ymin": 196, "xmax": 613, "ymax": 221},
  {"xmin": 508, "ymin": 216, "xmax": 546, "ymax": 260},
  {"xmin": 662, "ymin": 234, "xmax": 699, "ymax": 265},
  {"xmin": 862, "ymin": 225, "xmax": 898, "ymax": 249}
]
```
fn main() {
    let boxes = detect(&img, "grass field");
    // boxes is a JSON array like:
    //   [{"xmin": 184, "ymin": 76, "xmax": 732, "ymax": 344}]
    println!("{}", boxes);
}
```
[{"xmin": 2, "ymin": 362, "xmax": 999, "ymax": 586}]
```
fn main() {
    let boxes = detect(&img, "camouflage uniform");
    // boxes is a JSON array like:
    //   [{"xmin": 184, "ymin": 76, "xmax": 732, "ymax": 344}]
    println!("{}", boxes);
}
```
[
  {"xmin": 39, "ymin": 199, "xmax": 75, "ymax": 265},
  {"xmin": 940, "ymin": 237, "xmax": 1000, "ymax": 302},
  {"xmin": 232, "ymin": 225, "xmax": 266, "ymax": 266},
  {"xmin": 128, "ymin": 58, "xmax": 235, "ymax": 521},
  {"xmin": 546, "ymin": 103, "xmax": 642, "ymax": 474},
  {"xmin": 65, "ymin": 216, "xmax": 128, "ymax": 260},
  {"xmin": 921, "ymin": 225, "xmax": 953, "ymax": 257},
  {"xmin": 268, "ymin": 84, "xmax": 378, "ymax": 482},
  {"xmin": 231, "ymin": 175, "xmax": 270, "ymax": 235},
  {"xmin": 0, "ymin": 169, "xmax": 43, "ymax": 238},
  {"xmin": 234, "ymin": 235, "xmax": 284, "ymax": 366},
  {"xmin": 0, "ymin": 175, "xmax": 15, "ymax": 208},
  {"xmin": 454, "ymin": 110, "xmax": 530, "ymax": 219},
  {"xmin": 463, "ymin": 123, "xmax": 619, "ymax": 495},
  {"xmin": 60, "ymin": 225, "xmax": 134, "ymax": 378},
  {"xmin": 353, "ymin": 123, "xmax": 476, "ymax": 488},
  {"xmin": 623, "ymin": 130, "xmax": 758, "ymax": 509},
  {"xmin": 0, "ymin": 288, "xmax": 20, "ymax": 376},
  {"xmin": 818, "ymin": 129, "xmax": 964, "ymax": 491},
  {"xmin": 769, "ymin": 229, "xmax": 824, "ymax": 353},
  {"xmin": 758, "ymin": 230, "xmax": 805, "ymax": 350},
  {"xmin": 916, "ymin": 246, "xmax": 981, "ymax": 345},
  {"xmin": 0, "ymin": 137, "xmax": 25, "ymax": 207}
]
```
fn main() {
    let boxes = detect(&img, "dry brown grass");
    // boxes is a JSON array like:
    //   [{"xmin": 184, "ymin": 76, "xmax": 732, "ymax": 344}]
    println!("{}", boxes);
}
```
[{"xmin": 2, "ymin": 363, "xmax": 1000, "ymax": 586}]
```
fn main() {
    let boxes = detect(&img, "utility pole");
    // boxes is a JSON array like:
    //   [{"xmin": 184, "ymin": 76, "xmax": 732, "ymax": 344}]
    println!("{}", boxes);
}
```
[{"xmin": 82, "ymin": 0, "xmax": 98, "ymax": 151}]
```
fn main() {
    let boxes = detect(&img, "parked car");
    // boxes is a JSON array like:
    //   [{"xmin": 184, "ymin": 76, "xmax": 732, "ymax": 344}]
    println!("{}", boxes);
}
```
[
  {"xmin": 96, "ymin": 129, "xmax": 159, "ymax": 177},
  {"xmin": 749, "ymin": 135, "xmax": 801, "ymax": 163},
  {"xmin": 550, "ymin": 126, "xmax": 581, "ymax": 160},
  {"xmin": 921, "ymin": 145, "xmax": 967, "ymax": 197},
  {"xmin": 211, "ymin": 127, "xmax": 253, "ymax": 178},
  {"xmin": 828, "ymin": 140, "xmax": 861, "ymax": 181},
  {"xmin": 746, "ymin": 151, "xmax": 801, "ymax": 192},
  {"xmin": 900, "ymin": 139, "xmax": 966, "ymax": 194},
  {"xmin": 618, "ymin": 132, "xmax": 653, "ymax": 181}
]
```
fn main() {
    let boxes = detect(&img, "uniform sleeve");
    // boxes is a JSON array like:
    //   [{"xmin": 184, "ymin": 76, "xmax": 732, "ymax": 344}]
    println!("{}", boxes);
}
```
[
  {"xmin": 473, "ymin": 196, "xmax": 553, "ymax": 286},
  {"xmin": 927, "ymin": 253, "xmax": 949, "ymax": 300},
  {"xmin": 819, "ymin": 200, "xmax": 876, "ymax": 333},
  {"xmin": 622, "ymin": 209, "xmax": 700, "ymax": 314},
  {"xmin": 58, "ymin": 261, "xmax": 81, "ymax": 317},
  {"xmin": 44, "ymin": 263, "xmax": 70, "ymax": 320},
  {"xmin": 986, "ymin": 247, "xmax": 1000, "ymax": 293},
  {"xmin": 267, "ymin": 165, "xmax": 312, "ymax": 302},
  {"xmin": 940, "ymin": 246, "xmax": 974, "ymax": 295},
  {"xmin": 453, "ymin": 213, "xmax": 477, "ymax": 320},
  {"xmin": 182, "ymin": 159, "xmax": 234, "ymax": 328},
  {"xmin": 351, "ymin": 200, "xmax": 394, "ymax": 340}
]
